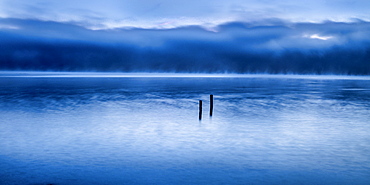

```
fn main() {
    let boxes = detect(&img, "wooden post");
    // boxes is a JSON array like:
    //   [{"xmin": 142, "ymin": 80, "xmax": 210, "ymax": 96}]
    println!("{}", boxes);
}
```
[
  {"xmin": 210, "ymin": 94, "xmax": 213, "ymax": 116},
  {"xmin": 199, "ymin": 100, "xmax": 202, "ymax": 120}
]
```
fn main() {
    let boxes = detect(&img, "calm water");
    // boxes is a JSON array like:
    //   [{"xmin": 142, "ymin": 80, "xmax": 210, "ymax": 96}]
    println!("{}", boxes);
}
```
[{"xmin": 0, "ymin": 73, "xmax": 370, "ymax": 185}]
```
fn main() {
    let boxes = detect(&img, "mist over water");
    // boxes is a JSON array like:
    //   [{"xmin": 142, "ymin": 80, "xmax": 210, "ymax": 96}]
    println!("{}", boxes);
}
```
[{"xmin": 0, "ymin": 73, "xmax": 369, "ymax": 184}]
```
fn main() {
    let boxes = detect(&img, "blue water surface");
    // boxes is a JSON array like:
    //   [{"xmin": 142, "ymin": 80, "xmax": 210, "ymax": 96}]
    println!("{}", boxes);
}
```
[{"xmin": 0, "ymin": 73, "xmax": 369, "ymax": 185}]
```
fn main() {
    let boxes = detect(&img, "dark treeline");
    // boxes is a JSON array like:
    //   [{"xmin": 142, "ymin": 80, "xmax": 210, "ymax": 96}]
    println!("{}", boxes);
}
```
[{"xmin": 1, "ymin": 39, "xmax": 369, "ymax": 74}]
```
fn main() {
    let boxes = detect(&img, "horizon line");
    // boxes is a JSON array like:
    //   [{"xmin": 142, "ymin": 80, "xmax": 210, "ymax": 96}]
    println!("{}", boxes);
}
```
[{"xmin": 1, "ymin": 71, "xmax": 369, "ymax": 80}]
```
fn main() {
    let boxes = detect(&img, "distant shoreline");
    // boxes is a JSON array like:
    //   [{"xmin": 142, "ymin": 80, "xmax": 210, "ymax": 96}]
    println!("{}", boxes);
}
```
[{"xmin": 0, "ymin": 71, "xmax": 369, "ymax": 80}]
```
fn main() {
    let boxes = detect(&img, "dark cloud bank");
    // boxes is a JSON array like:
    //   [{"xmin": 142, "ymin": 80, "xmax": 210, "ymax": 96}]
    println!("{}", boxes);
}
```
[{"xmin": 1, "ymin": 18, "xmax": 369, "ymax": 75}]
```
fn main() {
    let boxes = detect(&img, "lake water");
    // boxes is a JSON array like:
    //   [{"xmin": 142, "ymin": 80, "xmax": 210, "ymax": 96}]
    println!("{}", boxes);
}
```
[{"xmin": 0, "ymin": 73, "xmax": 370, "ymax": 185}]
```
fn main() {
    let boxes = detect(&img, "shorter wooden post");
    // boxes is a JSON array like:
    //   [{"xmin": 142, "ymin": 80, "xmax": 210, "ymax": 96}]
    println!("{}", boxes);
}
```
[
  {"xmin": 210, "ymin": 94, "xmax": 213, "ymax": 116},
  {"xmin": 199, "ymin": 100, "xmax": 202, "ymax": 120}
]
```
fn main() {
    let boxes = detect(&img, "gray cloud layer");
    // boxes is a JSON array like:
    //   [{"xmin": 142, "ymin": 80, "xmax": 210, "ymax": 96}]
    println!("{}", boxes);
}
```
[{"xmin": 1, "ymin": 18, "xmax": 369, "ymax": 74}]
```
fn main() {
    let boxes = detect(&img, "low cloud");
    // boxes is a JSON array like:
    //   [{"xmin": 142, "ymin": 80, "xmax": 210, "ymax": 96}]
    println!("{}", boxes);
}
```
[{"xmin": 0, "ymin": 18, "xmax": 369, "ymax": 74}]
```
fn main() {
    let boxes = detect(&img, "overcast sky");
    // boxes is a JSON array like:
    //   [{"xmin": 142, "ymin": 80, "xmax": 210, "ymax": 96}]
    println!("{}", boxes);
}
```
[{"xmin": 1, "ymin": 0, "xmax": 370, "ymax": 29}]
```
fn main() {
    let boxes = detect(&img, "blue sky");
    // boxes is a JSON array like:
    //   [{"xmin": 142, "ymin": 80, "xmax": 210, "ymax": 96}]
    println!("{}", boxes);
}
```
[{"xmin": 0, "ymin": 0, "xmax": 369, "ymax": 74}]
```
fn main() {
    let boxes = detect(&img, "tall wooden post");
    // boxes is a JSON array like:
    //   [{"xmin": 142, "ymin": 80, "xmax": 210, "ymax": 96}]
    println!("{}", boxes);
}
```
[
  {"xmin": 210, "ymin": 94, "xmax": 214, "ymax": 116},
  {"xmin": 199, "ymin": 100, "xmax": 202, "ymax": 120}
]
